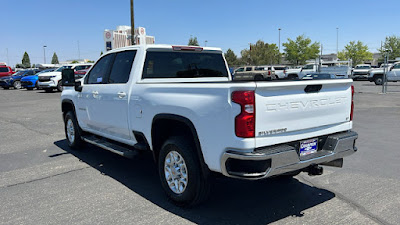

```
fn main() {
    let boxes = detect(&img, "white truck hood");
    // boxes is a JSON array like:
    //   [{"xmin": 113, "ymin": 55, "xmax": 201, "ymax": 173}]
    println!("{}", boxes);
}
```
[{"xmin": 38, "ymin": 71, "xmax": 61, "ymax": 77}]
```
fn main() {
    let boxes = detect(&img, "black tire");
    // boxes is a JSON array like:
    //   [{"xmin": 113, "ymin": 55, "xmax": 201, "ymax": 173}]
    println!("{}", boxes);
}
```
[
  {"xmin": 13, "ymin": 80, "xmax": 21, "ymax": 89},
  {"xmin": 158, "ymin": 136, "xmax": 210, "ymax": 207},
  {"xmin": 3, "ymin": 87, "xmax": 9, "ymax": 90},
  {"xmin": 254, "ymin": 75, "xmax": 264, "ymax": 81},
  {"xmin": 57, "ymin": 80, "xmax": 63, "ymax": 92},
  {"xmin": 288, "ymin": 74, "xmax": 298, "ymax": 80},
  {"xmin": 64, "ymin": 111, "xmax": 85, "ymax": 149},
  {"xmin": 35, "ymin": 81, "xmax": 40, "ymax": 90},
  {"xmin": 27, "ymin": 87, "xmax": 34, "ymax": 90},
  {"xmin": 374, "ymin": 76, "xmax": 383, "ymax": 85},
  {"xmin": 44, "ymin": 88, "xmax": 53, "ymax": 93}
]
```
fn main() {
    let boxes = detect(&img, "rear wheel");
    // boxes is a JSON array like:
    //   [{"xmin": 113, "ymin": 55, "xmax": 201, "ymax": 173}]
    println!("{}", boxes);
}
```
[
  {"xmin": 27, "ymin": 87, "xmax": 34, "ymax": 90},
  {"xmin": 13, "ymin": 80, "xmax": 21, "ymax": 89},
  {"xmin": 288, "ymin": 74, "xmax": 298, "ymax": 80},
  {"xmin": 64, "ymin": 111, "xmax": 85, "ymax": 149},
  {"xmin": 374, "ymin": 75, "xmax": 383, "ymax": 85},
  {"xmin": 254, "ymin": 75, "xmax": 264, "ymax": 81},
  {"xmin": 158, "ymin": 136, "xmax": 210, "ymax": 206},
  {"xmin": 3, "ymin": 87, "xmax": 9, "ymax": 90},
  {"xmin": 44, "ymin": 88, "xmax": 53, "ymax": 93}
]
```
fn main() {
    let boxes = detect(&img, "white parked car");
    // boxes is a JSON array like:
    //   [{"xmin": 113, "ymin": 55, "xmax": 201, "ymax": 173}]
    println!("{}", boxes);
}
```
[
  {"xmin": 61, "ymin": 44, "xmax": 358, "ymax": 206},
  {"xmin": 38, "ymin": 63, "xmax": 93, "ymax": 92}
]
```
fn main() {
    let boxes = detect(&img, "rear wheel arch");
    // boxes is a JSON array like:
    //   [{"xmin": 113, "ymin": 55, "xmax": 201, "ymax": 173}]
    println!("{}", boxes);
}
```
[{"xmin": 151, "ymin": 114, "xmax": 210, "ymax": 174}]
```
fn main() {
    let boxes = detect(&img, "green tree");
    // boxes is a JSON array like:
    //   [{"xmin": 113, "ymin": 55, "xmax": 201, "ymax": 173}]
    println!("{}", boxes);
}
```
[
  {"xmin": 224, "ymin": 49, "xmax": 238, "ymax": 66},
  {"xmin": 379, "ymin": 35, "xmax": 400, "ymax": 60},
  {"xmin": 239, "ymin": 40, "xmax": 280, "ymax": 65},
  {"xmin": 188, "ymin": 36, "xmax": 199, "ymax": 46},
  {"xmin": 338, "ymin": 41, "xmax": 372, "ymax": 66},
  {"xmin": 21, "ymin": 52, "xmax": 31, "ymax": 68},
  {"xmin": 100, "ymin": 51, "xmax": 103, "ymax": 56},
  {"xmin": 51, "ymin": 53, "xmax": 59, "ymax": 64},
  {"xmin": 71, "ymin": 60, "xmax": 79, "ymax": 64},
  {"xmin": 282, "ymin": 35, "xmax": 320, "ymax": 65}
]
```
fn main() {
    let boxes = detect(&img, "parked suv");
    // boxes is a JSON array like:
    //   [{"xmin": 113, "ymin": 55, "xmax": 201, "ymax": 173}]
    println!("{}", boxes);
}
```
[
  {"xmin": 0, "ymin": 63, "xmax": 13, "ymax": 78},
  {"xmin": 233, "ymin": 66, "xmax": 276, "ymax": 80},
  {"xmin": 38, "ymin": 64, "xmax": 93, "ymax": 92}
]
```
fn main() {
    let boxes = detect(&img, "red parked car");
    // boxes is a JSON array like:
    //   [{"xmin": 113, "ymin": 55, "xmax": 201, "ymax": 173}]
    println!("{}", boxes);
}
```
[
  {"xmin": 0, "ymin": 63, "xmax": 13, "ymax": 78},
  {"xmin": 74, "ymin": 68, "xmax": 90, "ymax": 79}
]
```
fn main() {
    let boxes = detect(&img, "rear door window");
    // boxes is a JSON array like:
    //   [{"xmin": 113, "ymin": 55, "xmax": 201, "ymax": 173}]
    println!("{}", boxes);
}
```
[
  {"xmin": 142, "ymin": 51, "xmax": 228, "ymax": 78},
  {"xmin": 107, "ymin": 50, "xmax": 137, "ymax": 83},
  {"xmin": 0, "ymin": 67, "xmax": 9, "ymax": 72}
]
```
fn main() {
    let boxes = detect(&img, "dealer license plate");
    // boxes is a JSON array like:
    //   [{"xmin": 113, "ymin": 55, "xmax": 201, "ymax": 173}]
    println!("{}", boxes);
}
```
[{"xmin": 299, "ymin": 138, "xmax": 318, "ymax": 156}]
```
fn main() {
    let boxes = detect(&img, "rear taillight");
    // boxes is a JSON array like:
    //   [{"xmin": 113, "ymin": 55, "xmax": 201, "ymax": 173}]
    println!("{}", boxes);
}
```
[
  {"xmin": 268, "ymin": 71, "xmax": 271, "ymax": 75},
  {"xmin": 232, "ymin": 91, "xmax": 255, "ymax": 138},
  {"xmin": 350, "ymin": 85, "xmax": 354, "ymax": 121}
]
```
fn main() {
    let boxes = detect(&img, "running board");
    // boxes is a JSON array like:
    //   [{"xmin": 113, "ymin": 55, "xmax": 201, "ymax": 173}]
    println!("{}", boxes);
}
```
[{"xmin": 82, "ymin": 135, "xmax": 139, "ymax": 158}]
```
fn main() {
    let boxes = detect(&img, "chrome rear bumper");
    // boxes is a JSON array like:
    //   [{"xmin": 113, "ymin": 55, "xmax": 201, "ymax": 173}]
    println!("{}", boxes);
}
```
[{"xmin": 221, "ymin": 131, "xmax": 358, "ymax": 179}]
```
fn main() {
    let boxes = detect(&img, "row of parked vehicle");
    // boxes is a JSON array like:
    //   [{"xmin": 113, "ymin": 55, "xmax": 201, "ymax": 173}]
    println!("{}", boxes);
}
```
[
  {"xmin": 351, "ymin": 63, "xmax": 400, "ymax": 85},
  {"xmin": 0, "ymin": 63, "xmax": 92, "ymax": 92},
  {"xmin": 232, "ymin": 64, "xmax": 350, "ymax": 81}
]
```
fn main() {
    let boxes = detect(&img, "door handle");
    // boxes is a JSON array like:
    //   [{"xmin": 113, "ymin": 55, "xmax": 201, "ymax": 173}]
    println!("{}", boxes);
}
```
[
  {"xmin": 92, "ymin": 91, "xmax": 99, "ymax": 98},
  {"xmin": 117, "ymin": 92, "xmax": 126, "ymax": 98}
]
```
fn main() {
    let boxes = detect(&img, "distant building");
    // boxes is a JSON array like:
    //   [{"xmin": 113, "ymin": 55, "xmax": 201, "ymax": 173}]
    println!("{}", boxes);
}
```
[{"xmin": 103, "ymin": 26, "xmax": 155, "ymax": 51}]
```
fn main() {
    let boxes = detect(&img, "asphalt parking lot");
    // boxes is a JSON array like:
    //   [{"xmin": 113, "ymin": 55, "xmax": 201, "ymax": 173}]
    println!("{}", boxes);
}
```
[{"xmin": 0, "ymin": 81, "xmax": 399, "ymax": 225}]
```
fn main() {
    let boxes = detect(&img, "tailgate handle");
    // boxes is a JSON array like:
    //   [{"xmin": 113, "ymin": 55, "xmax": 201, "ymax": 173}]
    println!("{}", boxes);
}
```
[{"xmin": 304, "ymin": 85, "xmax": 322, "ymax": 93}]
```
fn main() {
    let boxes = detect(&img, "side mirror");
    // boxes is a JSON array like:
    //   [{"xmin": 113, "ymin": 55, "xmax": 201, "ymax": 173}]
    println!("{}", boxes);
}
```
[{"xmin": 61, "ymin": 69, "xmax": 75, "ymax": 87}]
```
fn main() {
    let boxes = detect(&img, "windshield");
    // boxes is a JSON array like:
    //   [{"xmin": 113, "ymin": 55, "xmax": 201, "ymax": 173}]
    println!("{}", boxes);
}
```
[
  {"xmin": 303, "ymin": 64, "xmax": 314, "ymax": 70},
  {"xmin": 56, "ymin": 66, "xmax": 72, "ymax": 72},
  {"xmin": 356, "ymin": 65, "xmax": 371, "ymax": 69},
  {"xmin": 13, "ymin": 71, "xmax": 24, "ymax": 76}
]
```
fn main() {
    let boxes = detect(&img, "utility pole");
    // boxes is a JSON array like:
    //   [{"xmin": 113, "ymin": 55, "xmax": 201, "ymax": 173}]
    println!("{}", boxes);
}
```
[
  {"xmin": 204, "ymin": 40, "xmax": 208, "ymax": 47},
  {"xmin": 43, "ymin": 45, "xmax": 47, "ymax": 64},
  {"xmin": 130, "ymin": 0, "xmax": 135, "ymax": 45},
  {"xmin": 278, "ymin": 28, "xmax": 281, "ymax": 64}
]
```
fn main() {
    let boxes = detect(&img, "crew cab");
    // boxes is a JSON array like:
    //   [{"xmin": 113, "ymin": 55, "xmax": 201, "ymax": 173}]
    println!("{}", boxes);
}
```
[
  {"xmin": 61, "ymin": 44, "xmax": 358, "ymax": 206},
  {"xmin": 38, "ymin": 64, "xmax": 92, "ymax": 92}
]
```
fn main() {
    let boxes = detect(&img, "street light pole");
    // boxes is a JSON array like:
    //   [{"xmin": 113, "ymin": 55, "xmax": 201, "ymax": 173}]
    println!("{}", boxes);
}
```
[
  {"xmin": 43, "ymin": 45, "xmax": 47, "ymax": 64},
  {"xmin": 336, "ymin": 27, "xmax": 339, "ymax": 57},
  {"xmin": 205, "ymin": 40, "xmax": 208, "ymax": 47},
  {"xmin": 278, "ymin": 28, "xmax": 281, "ymax": 64}
]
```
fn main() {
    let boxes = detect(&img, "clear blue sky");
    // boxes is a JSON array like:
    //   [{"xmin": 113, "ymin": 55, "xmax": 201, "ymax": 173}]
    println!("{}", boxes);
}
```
[{"xmin": 1, "ymin": 0, "xmax": 400, "ymax": 67}]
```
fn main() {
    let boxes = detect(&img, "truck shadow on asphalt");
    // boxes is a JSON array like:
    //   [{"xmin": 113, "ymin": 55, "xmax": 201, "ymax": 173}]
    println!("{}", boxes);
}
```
[{"xmin": 54, "ymin": 139, "xmax": 335, "ymax": 224}]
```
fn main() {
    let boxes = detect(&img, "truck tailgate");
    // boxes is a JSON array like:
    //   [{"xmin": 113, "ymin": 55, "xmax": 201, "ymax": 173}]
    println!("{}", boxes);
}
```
[{"xmin": 254, "ymin": 80, "xmax": 353, "ymax": 148}]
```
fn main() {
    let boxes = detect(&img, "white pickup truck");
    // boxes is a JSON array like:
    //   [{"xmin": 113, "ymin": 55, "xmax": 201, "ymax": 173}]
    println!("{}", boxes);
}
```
[
  {"xmin": 61, "ymin": 45, "xmax": 358, "ymax": 206},
  {"xmin": 38, "ymin": 63, "xmax": 92, "ymax": 92},
  {"xmin": 286, "ymin": 63, "xmax": 351, "ymax": 79}
]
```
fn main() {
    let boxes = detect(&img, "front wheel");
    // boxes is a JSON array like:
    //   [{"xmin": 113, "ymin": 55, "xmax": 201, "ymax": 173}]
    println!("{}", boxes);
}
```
[
  {"xmin": 158, "ymin": 136, "xmax": 210, "ymax": 206},
  {"xmin": 13, "ymin": 80, "xmax": 21, "ymax": 89},
  {"xmin": 57, "ymin": 81, "xmax": 63, "ymax": 92},
  {"xmin": 64, "ymin": 111, "xmax": 85, "ymax": 149},
  {"xmin": 27, "ymin": 87, "xmax": 34, "ymax": 90},
  {"xmin": 374, "ymin": 76, "xmax": 383, "ymax": 85}
]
